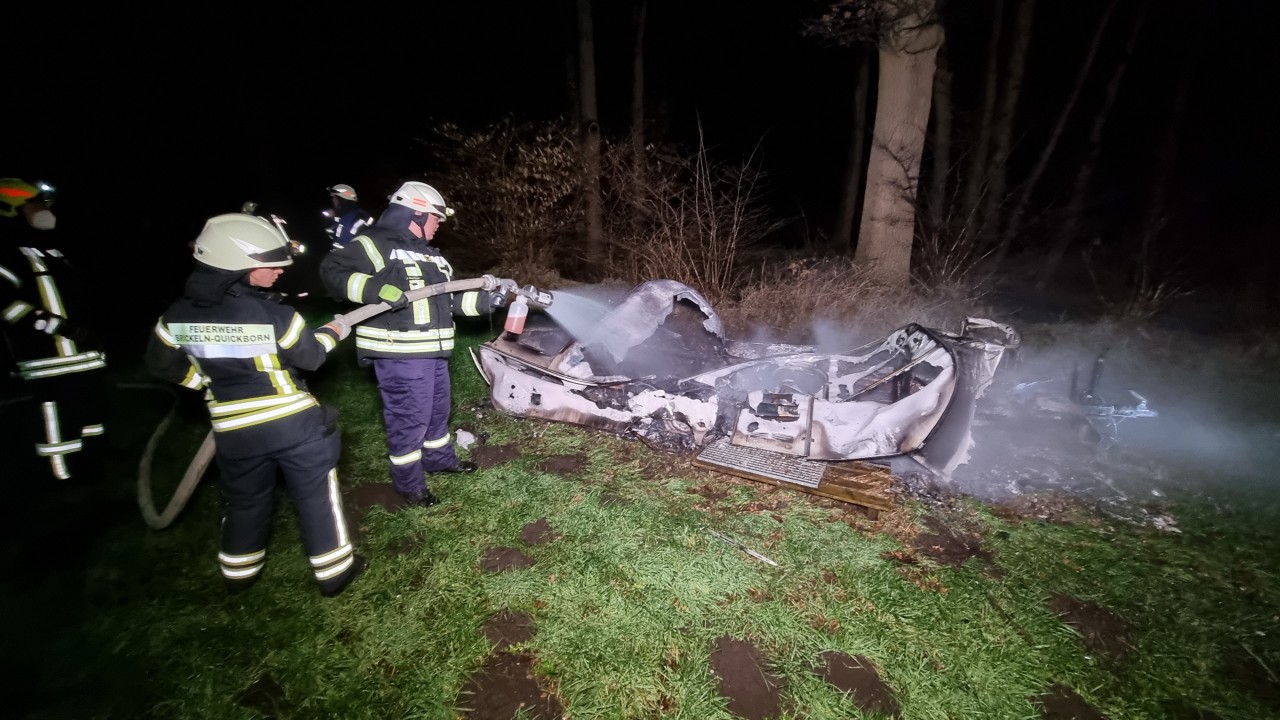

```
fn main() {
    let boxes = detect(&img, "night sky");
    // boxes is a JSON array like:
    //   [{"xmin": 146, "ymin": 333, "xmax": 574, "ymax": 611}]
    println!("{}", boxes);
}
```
[{"xmin": 7, "ymin": 0, "xmax": 1278, "ymax": 315}]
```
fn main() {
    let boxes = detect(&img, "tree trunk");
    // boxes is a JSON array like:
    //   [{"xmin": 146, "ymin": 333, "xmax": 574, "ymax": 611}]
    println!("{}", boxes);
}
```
[
  {"xmin": 630, "ymin": 0, "xmax": 647, "ymax": 170},
  {"xmin": 959, "ymin": 0, "xmax": 1004, "ymax": 239},
  {"xmin": 927, "ymin": 39, "xmax": 953, "ymax": 236},
  {"xmin": 1036, "ymin": 0, "xmax": 1147, "ymax": 290},
  {"xmin": 994, "ymin": 0, "xmax": 1118, "ymax": 268},
  {"xmin": 853, "ymin": 7, "xmax": 943, "ymax": 287},
  {"xmin": 577, "ymin": 0, "xmax": 605, "ymax": 277},
  {"xmin": 831, "ymin": 50, "xmax": 872, "ymax": 256},
  {"xmin": 979, "ymin": 0, "xmax": 1035, "ymax": 251}
]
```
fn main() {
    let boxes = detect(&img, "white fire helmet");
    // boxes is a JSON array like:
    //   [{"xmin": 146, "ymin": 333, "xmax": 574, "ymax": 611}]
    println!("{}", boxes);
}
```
[
  {"xmin": 388, "ymin": 181, "xmax": 455, "ymax": 221},
  {"xmin": 329, "ymin": 184, "xmax": 357, "ymax": 201},
  {"xmin": 192, "ymin": 214, "xmax": 294, "ymax": 271}
]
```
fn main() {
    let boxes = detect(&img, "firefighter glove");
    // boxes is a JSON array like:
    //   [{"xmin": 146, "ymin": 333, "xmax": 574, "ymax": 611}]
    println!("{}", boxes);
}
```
[
  {"xmin": 378, "ymin": 284, "xmax": 408, "ymax": 310},
  {"xmin": 322, "ymin": 316, "xmax": 351, "ymax": 341}
]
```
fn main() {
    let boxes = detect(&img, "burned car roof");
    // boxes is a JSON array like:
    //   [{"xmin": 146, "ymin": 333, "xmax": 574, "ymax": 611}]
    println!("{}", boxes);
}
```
[{"xmin": 471, "ymin": 280, "xmax": 1019, "ymax": 479}]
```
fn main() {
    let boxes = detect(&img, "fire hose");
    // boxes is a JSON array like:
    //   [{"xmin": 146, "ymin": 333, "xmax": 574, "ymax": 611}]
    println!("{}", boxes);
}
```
[{"xmin": 137, "ymin": 274, "xmax": 552, "ymax": 530}]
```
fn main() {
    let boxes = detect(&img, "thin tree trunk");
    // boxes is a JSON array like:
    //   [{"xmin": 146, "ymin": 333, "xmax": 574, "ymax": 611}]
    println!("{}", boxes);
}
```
[
  {"xmin": 577, "ymin": 0, "xmax": 605, "ymax": 277},
  {"xmin": 994, "ymin": 0, "xmax": 1119, "ymax": 267},
  {"xmin": 1036, "ymin": 0, "xmax": 1147, "ymax": 290},
  {"xmin": 630, "ymin": 0, "xmax": 647, "ymax": 170},
  {"xmin": 831, "ymin": 50, "xmax": 872, "ymax": 255},
  {"xmin": 959, "ymin": 0, "xmax": 1005, "ymax": 238},
  {"xmin": 980, "ymin": 0, "xmax": 1035, "ymax": 250},
  {"xmin": 853, "ymin": 8, "xmax": 943, "ymax": 287},
  {"xmin": 927, "ymin": 39, "xmax": 953, "ymax": 236}
]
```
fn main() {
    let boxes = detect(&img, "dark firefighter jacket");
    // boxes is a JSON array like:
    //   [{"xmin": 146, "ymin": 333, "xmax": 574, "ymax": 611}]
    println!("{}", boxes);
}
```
[
  {"xmin": 327, "ymin": 206, "xmax": 375, "ymax": 251},
  {"xmin": 318, "ymin": 225, "xmax": 491, "ymax": 363},
  {"xmin": 0, "ymin": 243, "xmax": 106, "ymax": 381},
  {"xmin": 145, "ymin": 265, "xmax": 344, "ymax": 458}
]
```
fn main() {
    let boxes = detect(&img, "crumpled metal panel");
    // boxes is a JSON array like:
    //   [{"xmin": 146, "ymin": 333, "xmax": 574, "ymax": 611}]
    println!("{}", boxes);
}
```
[{"xmin": 475, "ymin": 280, "xmax": 1015, "ymax": 479}]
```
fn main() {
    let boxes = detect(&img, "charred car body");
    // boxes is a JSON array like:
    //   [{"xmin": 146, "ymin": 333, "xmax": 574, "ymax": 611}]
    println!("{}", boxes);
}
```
[{"xmin": 471, "ymin": 280, "xmax": 1019, "ymax": 479}]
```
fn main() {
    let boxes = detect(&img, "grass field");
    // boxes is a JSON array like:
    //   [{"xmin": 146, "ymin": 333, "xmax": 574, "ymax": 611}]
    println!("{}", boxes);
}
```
[{"xmin": 4, "ymin": 319, "xmax": 1279, "ymax": 720}]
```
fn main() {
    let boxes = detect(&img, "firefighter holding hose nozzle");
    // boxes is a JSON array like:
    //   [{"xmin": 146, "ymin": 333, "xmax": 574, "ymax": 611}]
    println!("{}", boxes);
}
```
[{"xmin": 319, "ymin": 181, "xmax": 505, "ymax": 508}]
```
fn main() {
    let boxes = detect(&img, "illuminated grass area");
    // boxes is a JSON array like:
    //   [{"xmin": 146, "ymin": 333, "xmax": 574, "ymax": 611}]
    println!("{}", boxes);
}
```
[{"xmin": 5, "ymin": 324, "xmax": 1278, "ymax": 720}]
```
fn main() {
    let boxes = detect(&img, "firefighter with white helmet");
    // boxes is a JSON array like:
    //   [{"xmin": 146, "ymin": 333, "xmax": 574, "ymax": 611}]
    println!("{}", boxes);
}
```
[
  {"xmin": 0, "ymin": 177, "xmax": 108, "ymax": 482},
  {"xmin": 319, "ymin": 180, "xmax": 489, "ymax": 508},
  {"xmin": 145, "ymin": 211, "xmax": 364, "ymax": 596},
  {"xmin": 323, "ymin": 183, "xmax": 374, "ymax": 251}
]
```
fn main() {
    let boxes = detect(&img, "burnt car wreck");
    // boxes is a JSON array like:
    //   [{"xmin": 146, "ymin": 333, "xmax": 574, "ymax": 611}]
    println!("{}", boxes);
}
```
[{"xmin": 471, "ymin": 280, "xmax": 1019, "ymax": 505}]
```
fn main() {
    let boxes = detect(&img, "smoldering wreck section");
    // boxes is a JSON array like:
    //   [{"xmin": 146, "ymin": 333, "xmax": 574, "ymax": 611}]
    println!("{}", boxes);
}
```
[{"xmin": 471, "ymin": 280, "xmax": 1034, "ymax": 508}]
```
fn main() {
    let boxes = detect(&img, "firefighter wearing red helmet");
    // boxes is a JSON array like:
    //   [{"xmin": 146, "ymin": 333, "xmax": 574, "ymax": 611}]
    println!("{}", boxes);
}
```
[{"xmin": 0, "ymin": 178, "xmax": 108, "ymax": 481}]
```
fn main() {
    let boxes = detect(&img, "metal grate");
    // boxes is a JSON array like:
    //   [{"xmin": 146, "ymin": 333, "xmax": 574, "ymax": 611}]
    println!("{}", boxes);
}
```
[{"xmin": 695, "ymin": 438, "xmax": 825, "ymax": 488}]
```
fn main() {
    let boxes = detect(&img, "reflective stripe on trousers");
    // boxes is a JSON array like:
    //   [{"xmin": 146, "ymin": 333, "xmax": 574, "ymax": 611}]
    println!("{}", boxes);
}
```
[{"xmin": 373, "ymin": 357, "xmax": 458, "ymax": 498}]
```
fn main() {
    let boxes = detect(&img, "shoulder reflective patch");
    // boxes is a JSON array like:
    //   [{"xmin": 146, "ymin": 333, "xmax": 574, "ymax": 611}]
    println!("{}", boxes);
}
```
[{"xmin": 168, "ymin": 322, "xmax": 278, "ymax": 358}]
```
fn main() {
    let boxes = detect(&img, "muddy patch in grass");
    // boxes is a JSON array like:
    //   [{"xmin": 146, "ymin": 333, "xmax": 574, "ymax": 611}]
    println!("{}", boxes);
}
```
[
  {"xmin": 599, "ymin": 492, "xmax": 630, "ymax": 506},
  {"xmin": 345, "ymin": 482, "xmax": 407, "ymax": 517},
  {"xmin": 1031, "ymin": 683, "xmax": 1110, "ymax": 719},
  {"xmin": 536, "ymin": 454, "xmax": 588, "ymax": 475},
  {"xmin": 481, "ymin": 546, "xmax": 536, "ymax": 572},
  {"xmin": 470, "ymin": 444, "xmax": 522, "ymax": 469},
  {"xmin": 814, "ymin": 651, "xmax": 900, "ymax": 718},
  {"xmin": 1049, "ymin": 593, "xmax": 1132, "ymax": 664},
  {"xmin": 1221, "ymin": 644, "xmax": 1280, "ymax": 714},
  {"xmin": 709, "ymin": 635, "xmax": 786, "ymax": 720},
  {"xmin": 689, "ymin": 482, "xmax": 731, "ymax": 506},
  {"xmin": 910, "ymin": 513, "xmax": 996, "ymax": 569},
  {"xmin": 458, "ymin": 652, "xmax": 563, "ymax": 720},
  {"xmin": 483, "ymin": 610, "xmax": 535, "ymax": 651},
  {"xmin": 237, "ymin": 673, "xmax": 289, "ymax": 718},
  {"xmin": 520, "ymin": 518, "xmax": 559, "ymax": 545},
  {"xmin": 990, "ymin": 491, "xmax": 1095, "ymax": 525}
]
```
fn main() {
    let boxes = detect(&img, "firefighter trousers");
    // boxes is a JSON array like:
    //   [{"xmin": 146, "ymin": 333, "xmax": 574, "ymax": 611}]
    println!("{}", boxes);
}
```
[
  {"xmin": 17, "ymin": 368, "xmax": 108, "ymax": 481},
  {"xmin": 373, "ymin": 357, "xmax": 459, "ymax": 499},
  {"xmin": 213, "ymin": 423, "xmax": 354, "ymax": 593}
]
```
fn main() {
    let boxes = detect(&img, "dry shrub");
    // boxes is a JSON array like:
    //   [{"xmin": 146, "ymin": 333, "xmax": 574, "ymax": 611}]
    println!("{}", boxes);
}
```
[
  {"xmin": 425, "ymin": 119, "xmax": 583, "ymax": 272},
  {"xmin": 723, "ymin": 258, "xmax": 991, "ymax": 345},
  {"xmin": 600, "ymin": 125, "xmax": 782, "ymax": 304}
]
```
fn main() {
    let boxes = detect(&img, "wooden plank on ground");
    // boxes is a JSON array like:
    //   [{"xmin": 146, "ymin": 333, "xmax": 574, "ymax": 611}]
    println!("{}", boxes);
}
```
[{"xmin": 692, "ymin": 455, "xmax": 895, "ymax": 517}]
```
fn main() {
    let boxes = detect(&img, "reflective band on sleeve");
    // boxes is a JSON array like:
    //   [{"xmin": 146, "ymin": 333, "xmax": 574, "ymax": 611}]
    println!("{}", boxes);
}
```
[
  {"xmin": 18, "ymin": 355, "xmax": 107, "ymax": 379},
  {"xmin": 180, "ymin": 365, "xmax": 205, "ymax": 389},
  {"xmin": 354, "ymin": 236, "xmax": 385, "ymax": 272},
  {"xmin": 19, "ymin": 247, "xmax": 48, "ymax": 272},
  {"xmin": 154, "ymin": 319, "xmax": 179, "ymax": 347},
  {"xmin": 4, "ymin": 300, "xmax": 33, "ymax": 322},
  {"xmin": 460, "ymin": 290, "xmax": 480, "ymax": 316},
  {"xmin": 346, "ymin": 273, "xmax": 371, "ymax": 303},
  {"xmin": 36, "ymin": 439, "xmax": 83, "ymax": 456},
  {"xmin": 278, "ymin": 313, "xmax": 306, "ymax": 349},
  {"xmin": 0, "ymin": 263, "xmax": 20, "ymax": 287},
  {"xmin": 316, "ymin": 333, "xmax": 337, "ymax": 352}
]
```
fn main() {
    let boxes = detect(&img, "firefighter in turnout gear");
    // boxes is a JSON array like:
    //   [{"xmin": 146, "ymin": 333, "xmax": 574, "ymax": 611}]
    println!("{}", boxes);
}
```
[
  {"xmin": 323, "ymin": 184, "xmax": 374, "ymax": 251},
  {"xmin": 146, "ymin": 212, "xmax": 364, "ymax": 596},
  {"xmin": 319, "ymin": 181, "xmax": 495, "ymax": 507},
  {"xmin": 0, "ymin": 178, "xmax": 108, "ymax": 481}
]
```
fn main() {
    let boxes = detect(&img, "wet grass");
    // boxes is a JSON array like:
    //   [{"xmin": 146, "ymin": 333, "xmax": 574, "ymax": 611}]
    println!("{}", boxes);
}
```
[{"xmin": 4, "ymin": 323, "xmax": 1279, "ymax": 720}]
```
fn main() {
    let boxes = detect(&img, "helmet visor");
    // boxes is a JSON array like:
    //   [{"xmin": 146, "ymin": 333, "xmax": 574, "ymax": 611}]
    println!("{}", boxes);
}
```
[{"xmin": 249, "ymin": 245, "xmax": 293, "ymax": 265}]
